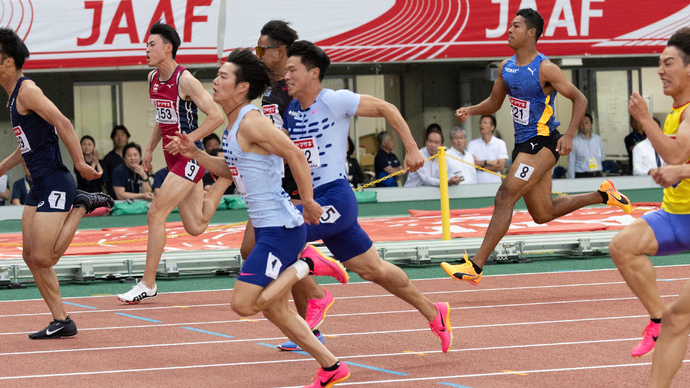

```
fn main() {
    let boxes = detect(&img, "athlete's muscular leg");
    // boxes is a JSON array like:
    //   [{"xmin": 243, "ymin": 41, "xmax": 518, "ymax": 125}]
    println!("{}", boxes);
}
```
[
  {"xmin": 523, "ymin": 164, "xmax": 603, "ymax": 224},
  {"xmin": 471, "ymin": 149, "xmax": 556, "ymax": 267},
  {"xmin": 649, "ymin": 280, "xmax": 690, "ymax": 388},
  {"xmin": 143, "ymin": 174, "xmax": 196, "ymax": 288},
  {"xmin": 21, "ymin": 206, "xmax": 72, "ymax": 320},
  {"xmin": 609, "ymin": 219, "xmax": 663, "ymax": 319},
  {"xmin": 177, "ymin": 178, "xmax": 232, "ymax": 236},
  {"xmin": 344, "ymin": 246, "xmax": 437, "ymax": 321}
]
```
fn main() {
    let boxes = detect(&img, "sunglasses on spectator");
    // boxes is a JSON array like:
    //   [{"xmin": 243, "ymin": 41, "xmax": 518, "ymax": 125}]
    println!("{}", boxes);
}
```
[{"xmin": 255, "ymin": 45, "xmax": 287, "ymax": 57}]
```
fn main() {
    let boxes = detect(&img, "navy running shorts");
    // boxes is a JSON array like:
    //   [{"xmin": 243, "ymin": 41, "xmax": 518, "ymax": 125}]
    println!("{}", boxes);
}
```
[
  {"xmin": 297, "ymin": 178, "xmax": 373, "ymax": 262},
  {"xmin": 238, "ymin": 224, "xmax": 306, "ymax": 288},
  {"xmin": 25, "ymin": 168, "xmax": 76, "ymax": 213}
]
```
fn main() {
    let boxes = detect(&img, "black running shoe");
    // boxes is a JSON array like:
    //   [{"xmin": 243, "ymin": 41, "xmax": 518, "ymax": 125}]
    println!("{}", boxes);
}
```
[
  {"xmin": 73, "ymin": 190, "xmax": 114, "ymax": 213},
  {"xmin": 29, "ymin": 316, "xmax": 78, "ymax": 339}
]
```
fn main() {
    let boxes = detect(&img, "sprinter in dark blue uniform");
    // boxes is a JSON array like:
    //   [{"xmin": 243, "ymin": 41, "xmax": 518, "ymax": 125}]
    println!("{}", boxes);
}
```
[
  {"xmin": 0, "ymin": 28, "xmax": 113, "ymax": 339},
  {"xmin": 443, "ymin": 9, "xmax": 631, "ymax": 284}
]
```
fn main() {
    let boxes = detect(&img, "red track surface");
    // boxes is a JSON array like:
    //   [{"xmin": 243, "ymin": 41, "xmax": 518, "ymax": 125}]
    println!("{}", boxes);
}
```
[{"xmin": 2, "ymin": 266, "xmax": 690, "ymax": 387}]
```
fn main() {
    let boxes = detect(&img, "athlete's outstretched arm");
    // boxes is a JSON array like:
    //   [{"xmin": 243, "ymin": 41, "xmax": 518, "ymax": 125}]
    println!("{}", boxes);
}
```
[
  {"xmin": 456, "ymin": 60, "xmax": 508, "ymax": 123},
  {"xmin": 241, "ymin": 113, "xmax": 322, "ymax": 225},
  {"xmin": 176, "ymin": 71, "xmax": 225, "ymax": 143},
  {"xmin": 540, "ymin": 61, "xmax": 588, "ymax": 155},
  {"xmin": 630, "ymin": 92, "xmax": 690, "ymax": 165},
  {"xmin": 19, "ymin": 82, "xmax": 101, "ymax": 180},
  {"xmin": 355, "ymin": 94, "xmax": 424, "ymax": 172},
  {"xmin": 0, "ymin": 146, "xmax": 23, "ymax": 177},
  {"xmin": 171, "ymin": 132, "xmax": 232, "ymax": 180}
]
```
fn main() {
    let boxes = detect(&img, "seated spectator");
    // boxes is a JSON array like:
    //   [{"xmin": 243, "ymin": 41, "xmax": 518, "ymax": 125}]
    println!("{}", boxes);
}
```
[
  {"xmin": 467, "ymin": 115, "xmax": 508, "ymax": 183},
  {"xmin": 447, "ymin": 127, "xmax": 477, "ymax": 184},
  {"xmin": 568, "ymin": 113, "xmax": 605, "ymax": 178},
  {"xmin": 11, "ymin": 162, "xmax": 31, "ymax": 205},
  {"xmin": 102, "ymin": 125, "xmax": 131, "ymax": 197},
  {"xmin": 152, "ymin": 166, "xmax": 169, "ymax": 196},
  {"xmin": 374, "ymin": 131, "xmax": 402, "ymax": 187},
  {"xmin": 203, "ymin": 133, "xmax": 221, "ymax": 154},
  {"xmin": 625, "ymin": 116, "xmax": 646, "ymax": 175},
  {"xmin": 346, "ymin": 136, "xmax": 364, "ymax": 188},
  {"xmin": 405, "ymin": 127, "xmax": 462, "ymax": 187},
  {"xmin": 0, "ymin": 174, "xmax": 9, "ymax": 205},
  {"xmin": 633, "ymin": 118, "xmax": 664, "ymax": 176},
  {"xmin": 202, "ymin": 149, "xmax": 235, "ymax": 194},
  {"xmin": 111, "ymin": 143, "xmax": 154, "ymax": 201},
  {"xmin": 75, "ymin": 135, "xmax": 106, "ymax": 192}
]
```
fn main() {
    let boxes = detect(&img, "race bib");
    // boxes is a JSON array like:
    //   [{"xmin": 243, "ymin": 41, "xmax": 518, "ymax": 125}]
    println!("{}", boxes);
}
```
[
  {"xmin": 184, "ymin": 159, "xmax": 200, "ymax": 180},
  {"xmin": 13, "ymin": 126, "xmax": 31, "ymax": 154},
  {"xmin": 48, "ymin": 191, "xmax": 67, "ymax": 210},
  {"xmin": 229, "ymin": 165, "xmax": 247, "ymax": 196},
  {"xmin": 153, "ymin": 99, "xmax": 178, "ymax": 125},
  {"xmin": 294, "ymin": 138, "xmax": 320, "ymax": 169},
  {"xmin": 509, "ymin": 96, "xmax": 530, "ymax": 126},
  {"xmin": 588, "ymin": 158, "xmax": 598, "ymax": 171},
  {"xmin": 262, "ymin": 103, "xmax": 283, "ymax": 129},
  {"xmin": 319, "ymin": 205, "xmax": 341, "ymax": 224},
  {"xmin": 514, "ymin": 163, "xmax": 535, "ymax": 182}
]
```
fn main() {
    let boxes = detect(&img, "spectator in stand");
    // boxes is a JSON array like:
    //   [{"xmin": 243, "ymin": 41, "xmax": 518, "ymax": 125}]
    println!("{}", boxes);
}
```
[
  {"xmin": 152, "ymin": 166, "xmax": 169, "ymax": 196},
  {"xmin": 625, "ymin": 116, "xmax": 647, "ymax": 175},
  {"xmin": 0, "ymin": 174, "xmax": 9, "ymax": 205},
  {"xmin": 568, "ymin": 113, "xmax": 605, "ymax": 178},
  {"xmin": 467, "ymin": 115, "xmax": 508, "ymax": 183},
  {"xmin": 203, "ymin": 133, "xmax": 221, "ymax": 154},
  {"xmin": 11, "ymin": 162, "xmax": 31, "ymax": 205},
  {"xmin": 405, "ymin": 126, "xmax": 462, "ymax": 187},
  {"xmin": 346, "ymin": 136, "xmax": 364, "ymax": 188},
  {"xmin": 111, "ymin": 142, "xmax": 153, "ymax": 201},
  {"xmin": 633, "ymin": 118, "xmax": 664, "ymax": 176},
  {"xmin": 374, "ymin": 131, "xmax": 402, "ymax": 186},
  {"xmin": 102, "ymin": 125, "xmax": 131, "ymax": 197},
  {"xmin": 202, "ymin": 149, "xmax": 234, "ymax": 194},
  {"xmin": 447, "ymin": 127, "xmax": 477, "ymax": 184},
  {"xmin": 75, "ymin": 135, "xmax": 106, "ymax": 192}
]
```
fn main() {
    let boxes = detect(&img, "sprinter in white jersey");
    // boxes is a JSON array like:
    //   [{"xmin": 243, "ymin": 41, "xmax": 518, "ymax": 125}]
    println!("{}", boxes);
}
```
[
  {"xmin": 283, "ymin": 41, "xmax": 453, "ymax": 353},
  {"xmin": 170, "ymin": 48, "xmax": 351, "ymax": 388}
]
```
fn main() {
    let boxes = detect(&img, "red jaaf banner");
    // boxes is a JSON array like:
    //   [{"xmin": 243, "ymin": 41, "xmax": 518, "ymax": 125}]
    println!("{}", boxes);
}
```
[{"xmin": 9, "ymin": 0, "xmax": 690, "ymax": 70}]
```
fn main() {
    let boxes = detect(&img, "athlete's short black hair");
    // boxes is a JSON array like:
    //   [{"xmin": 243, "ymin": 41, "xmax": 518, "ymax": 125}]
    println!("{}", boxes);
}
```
[
  {"xmin": 150, "ymin": 21, "xmax": 181, "ymax": 59},
  {"xmin": 226, "ymin": 48, "xmax": 272, "ymax": 100},
  {"xmin": 260, "ymin": 20, "xmax": 299, "ymax": 46},
  {"xmin": 0, "ymin": 28, "xmax": 29, "ymax": 69},
  {"xmin": 111, "ymin": 125, "xmax": 131, "ymax": 140},
  {"xmin": 516, "ymin": 8, "xmax": 544, "ymax": 42},
  {"xmin": 287, "ymin": 41, "xmax": 330, "ymax": 81},
  {"xmin": 481, "ymin": 114, "xmax": 497, "ymax": 128},
  {"xmin": 668, "ymin": 27, "xmax": 690, "ymax": 66}
]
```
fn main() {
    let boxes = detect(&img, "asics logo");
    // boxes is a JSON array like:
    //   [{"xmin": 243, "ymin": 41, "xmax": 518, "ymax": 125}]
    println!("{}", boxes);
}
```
[
  {"xmin": 37, "ymin": 201, "xmax": 45, "ymax": 208},
  {"xmin": 45, "ymin": 326, "xmax": 65, "ymax": 336}
]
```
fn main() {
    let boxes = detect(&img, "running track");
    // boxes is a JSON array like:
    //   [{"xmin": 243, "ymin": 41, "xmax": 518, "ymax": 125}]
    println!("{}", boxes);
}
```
[{"xmin": 2, "ymin": 266, "xmax": 690, "ymax": 387}]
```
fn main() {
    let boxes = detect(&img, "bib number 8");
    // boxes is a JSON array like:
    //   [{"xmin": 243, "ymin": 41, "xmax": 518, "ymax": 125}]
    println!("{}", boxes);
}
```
[{"xmin": 514, "ymin": 163, "xmax": 535, "ymax": 182}]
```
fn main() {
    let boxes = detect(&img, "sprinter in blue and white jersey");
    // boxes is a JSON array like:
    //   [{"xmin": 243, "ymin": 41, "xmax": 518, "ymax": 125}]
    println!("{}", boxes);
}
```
[
  {"xmin": 283, "ymin": 41, "xmax": 454, "ymax": 354},
  {"xmin": 443, "ymin": 8, "xmax": 631, "ymax": 285}
]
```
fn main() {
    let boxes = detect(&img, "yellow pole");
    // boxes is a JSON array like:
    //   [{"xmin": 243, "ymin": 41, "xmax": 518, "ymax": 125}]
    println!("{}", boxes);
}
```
[{"xmin": 437, "ymin": 146, "xmax": 451, "ymax": 241}]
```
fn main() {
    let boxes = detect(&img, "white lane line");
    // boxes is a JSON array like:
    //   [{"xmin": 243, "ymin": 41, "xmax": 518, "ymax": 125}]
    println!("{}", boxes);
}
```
[
  {"xmin": 0, "ymin": 314, "xmax": 653, "ymax": 354},
  {"xmin": 274, "ymin": 361, "xmax": 690, "ymax": 388},
  {"xmin": 4, "ymin": 340, "xmax": 688, "ymax": 381}
]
